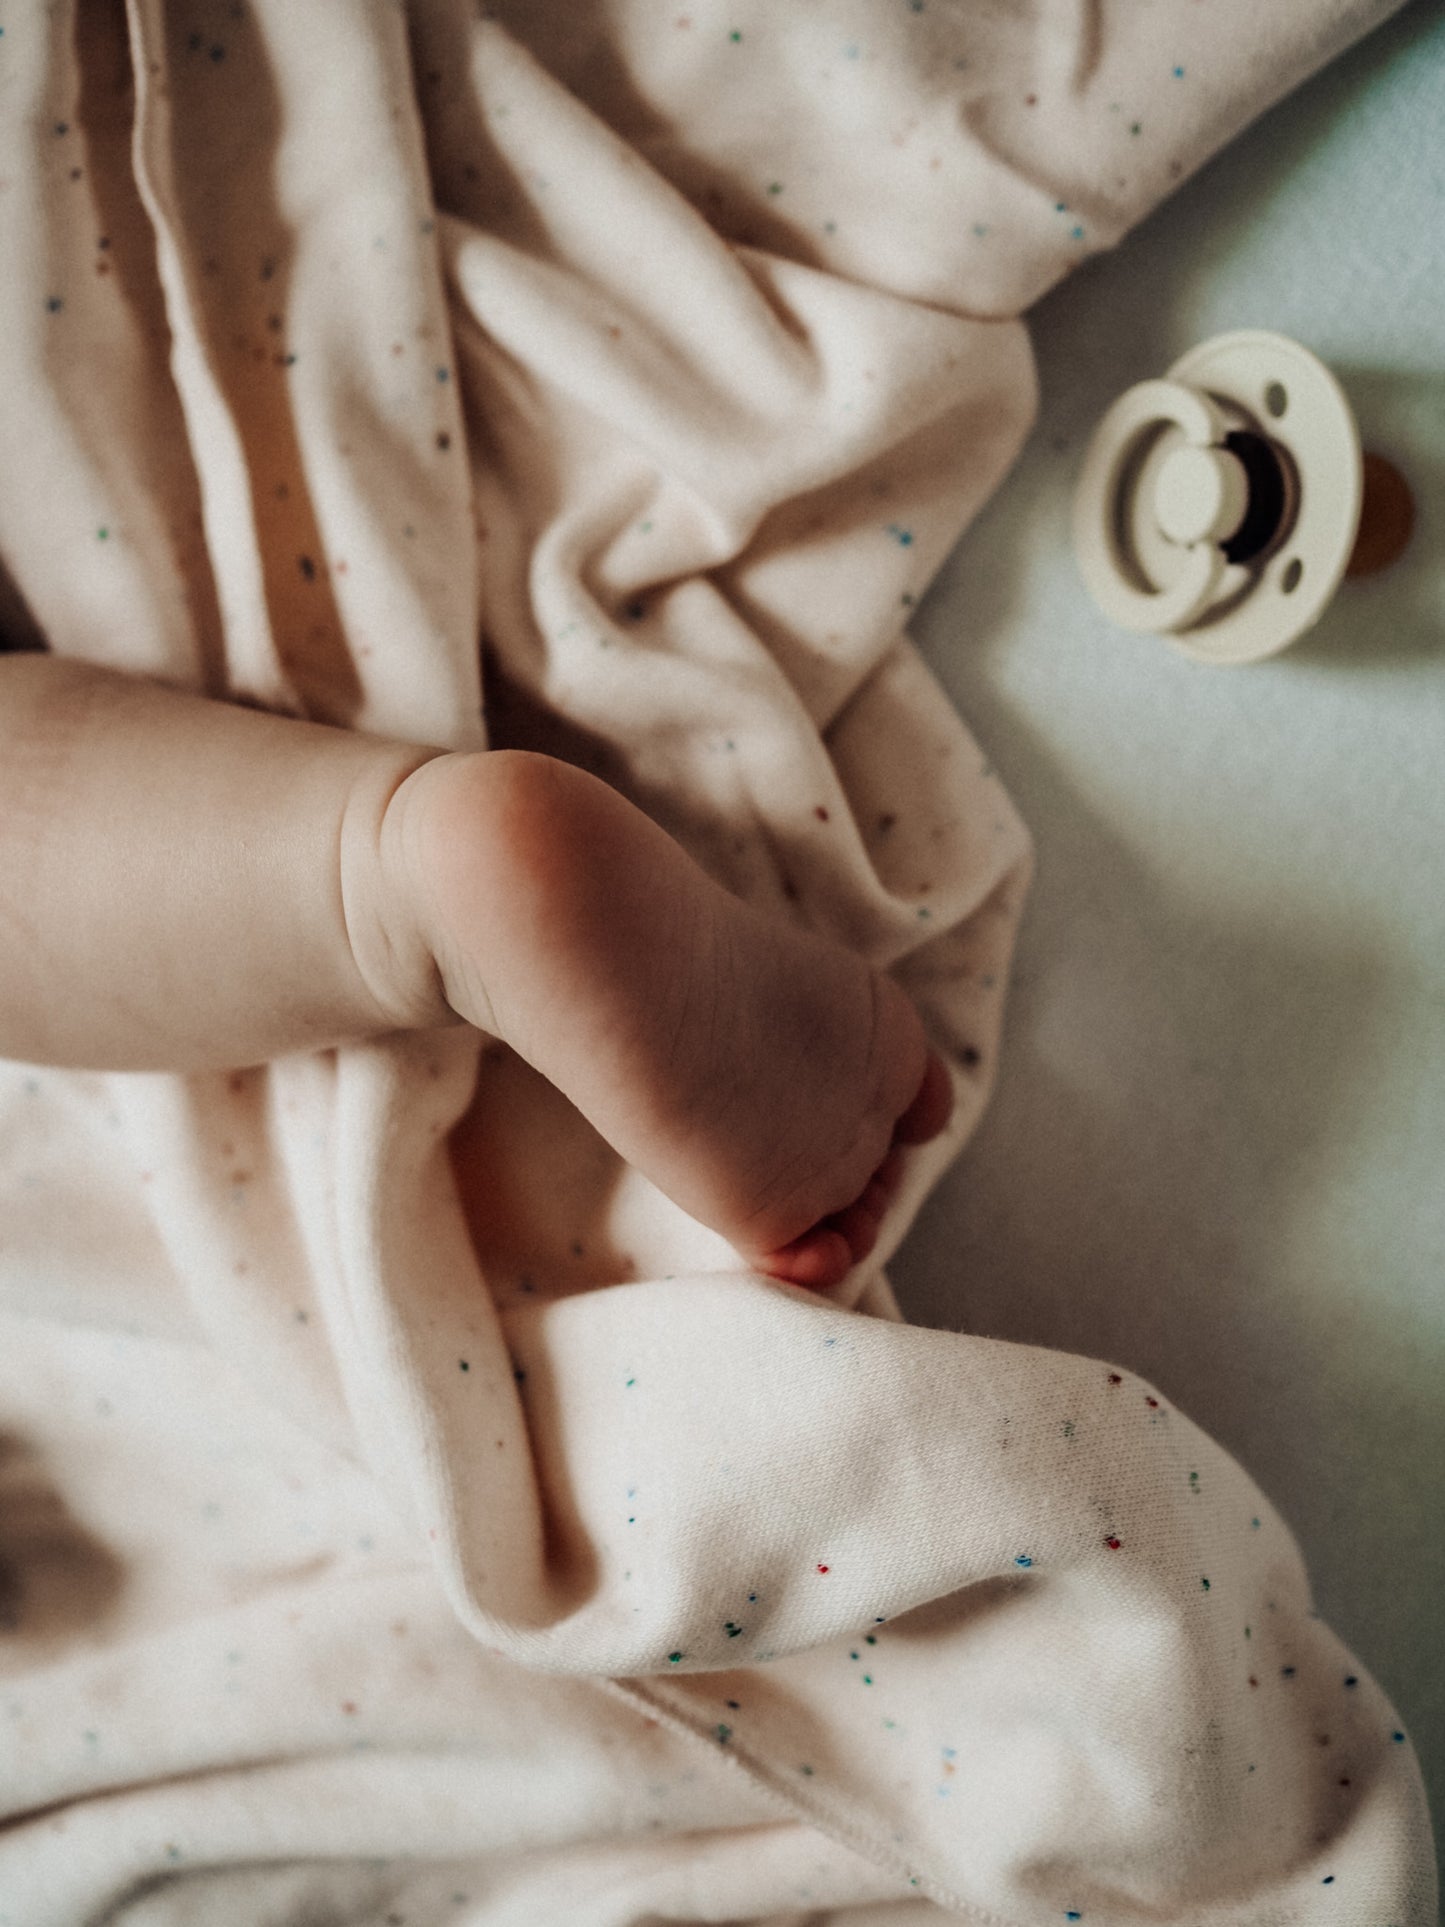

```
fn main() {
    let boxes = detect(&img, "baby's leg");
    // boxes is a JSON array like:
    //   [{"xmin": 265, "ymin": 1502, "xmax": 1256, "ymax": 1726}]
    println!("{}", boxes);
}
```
[{"xmin": 390, "ymin": 750, "xmax": 949, "ymax": 1288}]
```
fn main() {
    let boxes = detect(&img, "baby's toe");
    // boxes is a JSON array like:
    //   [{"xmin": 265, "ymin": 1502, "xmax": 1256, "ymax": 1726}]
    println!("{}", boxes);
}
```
[
  {"xmin": 892, "ymin": 1050, "xmax": 954, "ymax": 1146},
  {"xmin": 758, "ymin": 1225, "xmax": 855, "ymax": 1290}
]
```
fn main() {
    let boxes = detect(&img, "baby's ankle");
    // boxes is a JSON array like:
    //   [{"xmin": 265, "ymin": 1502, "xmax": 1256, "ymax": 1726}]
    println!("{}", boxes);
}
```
[
  {"xmin": 374, "ymin": 748, "xmax": 582, "ymax": 1048},
  {"xmin": 359, "ymin": 747, "xmax": 489, "ymax": 1036}
]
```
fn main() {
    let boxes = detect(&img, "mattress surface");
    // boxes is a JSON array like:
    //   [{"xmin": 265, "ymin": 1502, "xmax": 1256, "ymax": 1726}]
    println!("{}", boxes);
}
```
[{"xmin": 901, "ymin": 0, "xmax": 1445, "ymax": 1876}]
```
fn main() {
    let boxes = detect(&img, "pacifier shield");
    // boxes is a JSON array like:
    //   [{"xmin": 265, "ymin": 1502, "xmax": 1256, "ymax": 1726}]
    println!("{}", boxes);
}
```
[{"xmin": 1074, "ymin": 330, "xmax": 1364, "ymax": 665}]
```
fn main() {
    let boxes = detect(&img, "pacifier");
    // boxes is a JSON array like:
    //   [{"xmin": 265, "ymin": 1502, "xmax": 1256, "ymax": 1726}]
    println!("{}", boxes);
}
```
[{"xmin": 1073, "ymin": 330, "xmax": 1412, "ymax": 665}]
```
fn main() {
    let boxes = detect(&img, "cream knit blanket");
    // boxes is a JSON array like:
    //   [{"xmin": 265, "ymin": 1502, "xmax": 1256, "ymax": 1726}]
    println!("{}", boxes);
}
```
[{"xmin": 0, "ymin": 3, "xmax": 1434, "ymax": 1921}]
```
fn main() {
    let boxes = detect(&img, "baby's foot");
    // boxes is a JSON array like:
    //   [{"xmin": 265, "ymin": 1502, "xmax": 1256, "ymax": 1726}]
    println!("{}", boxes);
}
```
[{"xmin": 390, "ymin": 750, "xmax": 951, "ymax": 1289}]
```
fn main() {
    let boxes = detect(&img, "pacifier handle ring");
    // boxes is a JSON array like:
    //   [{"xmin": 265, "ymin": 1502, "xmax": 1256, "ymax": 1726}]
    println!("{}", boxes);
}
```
[{"xmin": 1072, "ymin": 378, "xmax": 1232, "ymax": 634}]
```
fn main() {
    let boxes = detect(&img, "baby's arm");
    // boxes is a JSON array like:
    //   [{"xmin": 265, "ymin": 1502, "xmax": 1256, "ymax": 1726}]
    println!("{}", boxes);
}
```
[{"xmin": 0, "ymin": 653, "xmax": 457, "ymax": 1071}]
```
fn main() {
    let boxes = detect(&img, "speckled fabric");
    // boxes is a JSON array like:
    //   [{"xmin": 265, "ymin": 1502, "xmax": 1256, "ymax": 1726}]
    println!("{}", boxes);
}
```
[{"xmin": 0, "ymin": 3, "xmax": 1434, "ymax": 1922}]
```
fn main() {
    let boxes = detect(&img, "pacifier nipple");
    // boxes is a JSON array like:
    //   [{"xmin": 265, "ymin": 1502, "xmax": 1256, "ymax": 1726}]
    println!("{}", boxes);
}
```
[
  {"xmin": 1073, "ymin": 330, "xmax": 1382, "ymax": 665},
  {"xmin": 1346, "ymin": 452, "xmax": 1415, "ymax": 578}
]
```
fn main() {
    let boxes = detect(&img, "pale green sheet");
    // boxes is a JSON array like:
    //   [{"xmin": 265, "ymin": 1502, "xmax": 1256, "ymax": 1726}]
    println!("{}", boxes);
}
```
[{"xmin": 904, "ymin": 0, "xmax": 1445, "ymax": 1874}]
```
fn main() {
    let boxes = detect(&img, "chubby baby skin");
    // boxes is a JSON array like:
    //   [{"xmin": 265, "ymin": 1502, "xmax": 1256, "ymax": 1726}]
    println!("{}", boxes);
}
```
[{"xmin": 0, "ymin": 655, "xmax": 949, "ymax": 1287}]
